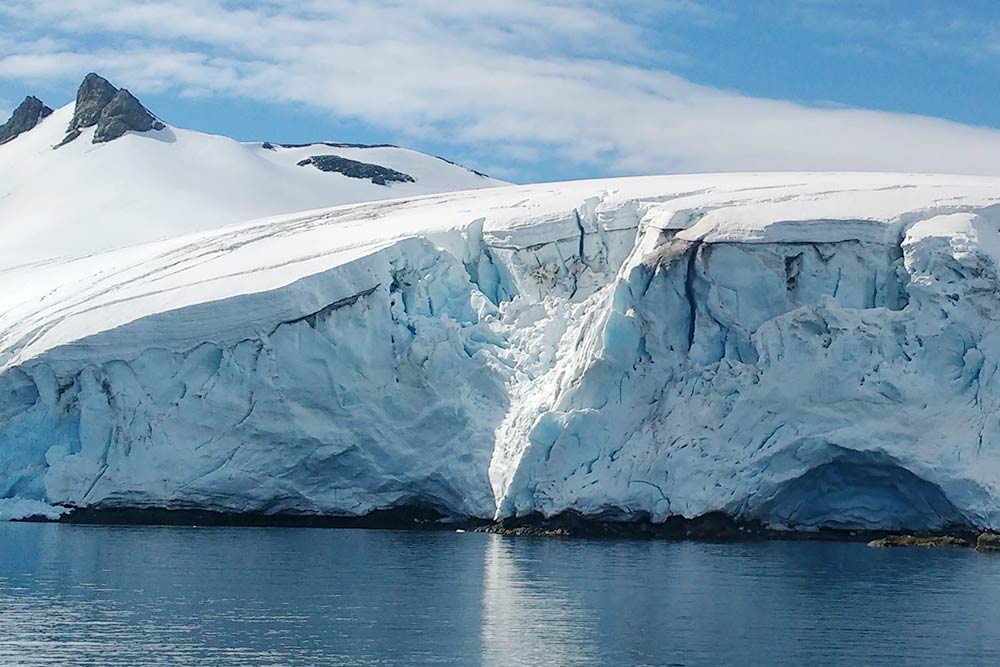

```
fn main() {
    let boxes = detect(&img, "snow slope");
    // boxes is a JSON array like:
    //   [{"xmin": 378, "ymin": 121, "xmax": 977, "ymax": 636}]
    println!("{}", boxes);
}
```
[
  {"xmin": 0, "ymin": 100, "xmax": 504, "ymax": 266},
  {"xmin": 3, "ymin": 172, "xmax": 1000, "ymax": 530}
]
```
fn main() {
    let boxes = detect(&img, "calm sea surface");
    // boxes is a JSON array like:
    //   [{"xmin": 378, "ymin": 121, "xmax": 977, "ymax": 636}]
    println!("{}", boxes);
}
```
[{"xmin": 1, "ymin": 523, "xmax": 999, "ymax": 666}]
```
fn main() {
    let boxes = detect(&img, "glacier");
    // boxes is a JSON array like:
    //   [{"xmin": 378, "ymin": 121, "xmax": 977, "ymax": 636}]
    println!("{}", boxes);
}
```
[{"xmin": 4, "ymin": 172, "xmax": 1000, "ymax": 531}]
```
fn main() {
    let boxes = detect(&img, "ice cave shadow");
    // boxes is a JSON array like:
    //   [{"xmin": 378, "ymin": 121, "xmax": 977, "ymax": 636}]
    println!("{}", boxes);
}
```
[{"xmin": 749, "ymin": 448, "xmax": 971, "ymax": 532}]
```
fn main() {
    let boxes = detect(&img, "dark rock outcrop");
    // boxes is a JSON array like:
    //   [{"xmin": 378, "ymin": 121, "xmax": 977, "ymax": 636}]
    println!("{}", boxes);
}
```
[
  {"xmin": 297, "ymin": 155, "xmax": 415, "ymax": 185},
  {"xmin": 92, "ymin": 89, "xmax": 165, "ymax": 143},
  {"xmin": 67, "ymin": 73, "xmax": 118, "ymax": 134},
  {"xmin": 434, "ymin": 154, "xmax": 491, "ymax": 178},
  {"xmin": 867, "ymin": 535, "xmax": 969, "ymax": 548},
  {"xmin": 977, "ymin": 532, "xmax": 1000, "ymax": 552},
  {"xmin": 479, "ymin": 510, "xmax": 774, "ymax": 540},
  {"xmin": 11, "ymin": 501, "xmax": 999, "ymax": 545},
  {"xmin": 282, "ymin": 141, "xmax": 398, "ymax": 149},
  {"xmin": 57, "ymin": 73, "xmax": 164, "ymax": 147},
  {"xmin": 45, "ymin": 505, "xmax": 472, "ymax": 530},
  {"xmin": 0, "ymin": 96, "xmax": 53, "ymax": 145}
]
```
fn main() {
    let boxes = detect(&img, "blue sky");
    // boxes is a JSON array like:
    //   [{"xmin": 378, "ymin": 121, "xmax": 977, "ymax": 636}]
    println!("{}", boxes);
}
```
[{"xmin": 3, "ymin": 1, "xmax": 1000, "ymax": 183}]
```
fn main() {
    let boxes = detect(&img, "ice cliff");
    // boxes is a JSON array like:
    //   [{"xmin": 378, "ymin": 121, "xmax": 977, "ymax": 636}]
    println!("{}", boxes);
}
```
[{"xmin": 3, "ymin": 172, "xmax": 1000, "ymax": 531}]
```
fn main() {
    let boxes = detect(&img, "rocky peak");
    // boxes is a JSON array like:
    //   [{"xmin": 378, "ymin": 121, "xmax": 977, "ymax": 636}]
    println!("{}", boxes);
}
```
[
  {"xmin": 57, "ymin": 73, "xmax": 165, "ymax": 147},
  {"xmin": 68, "ymin": 73, "xmax": 118, "ymax": 133},
  {"xmin": 0, "ymin": 96, "xmax": 53, "ymax": 145},
  {"xmin": 93, "ymin": 89, "xmax": 165, "ymax": 144}
]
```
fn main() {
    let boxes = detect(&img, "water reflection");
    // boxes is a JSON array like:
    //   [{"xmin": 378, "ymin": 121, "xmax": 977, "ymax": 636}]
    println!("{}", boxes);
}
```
[
  {"xmin": 0, "ymin": 525, "xmax": 489, "ymax": 666},
  {"xmin": 1, "ymin": 524, "xmax": 1000, "ymax": 665},
  {"xmin": 480, "ymin": 535, "xmax": 597, "ymax": 666}
]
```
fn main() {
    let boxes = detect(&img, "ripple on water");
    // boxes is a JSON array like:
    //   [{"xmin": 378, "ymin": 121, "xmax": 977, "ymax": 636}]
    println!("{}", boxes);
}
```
[{"xmin": 0, "ymin": 524, "xmax": 999, "ymax": 666}]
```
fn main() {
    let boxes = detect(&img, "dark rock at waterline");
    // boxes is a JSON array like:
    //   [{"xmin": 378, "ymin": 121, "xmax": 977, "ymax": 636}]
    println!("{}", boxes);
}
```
[
  {"xmin": 15, "ymin": 503, "xmax": 994, "ymax": 545},
  {"xmin": 0, "ymin": 96, "xmax": 53, "ymax": 145},
  {"xmin": 479, "ymin": 510, "xmax": 774, "ymax": 540},
  {"xmin": 479, "ymin": 510, "xmax": 986, "ymax": 544},
  {"xmin": 29, "ymin": 504, "xmax": 485, "ymax": 530},
  {"xmin": 57, "ymin": 73, "xmax": 164, "ymax": 147},
  {"xmin": 297, "ymin": 155, "xmax": 415, "ymax": 185},
  {"xmin": 867, "ymin": 534, "xmax": 969, "ymax": 548},
  {"xmin": 977, "ymin": 532, "xmax": 1000, "ymax": 552}
]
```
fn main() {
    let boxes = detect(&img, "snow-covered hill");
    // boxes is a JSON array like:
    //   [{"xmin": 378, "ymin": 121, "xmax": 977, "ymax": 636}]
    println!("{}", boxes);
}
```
[
  {"xmin": 3, "ymin": 170, "xmax": 1000, "ymax": 532},
  {"xmin": 0, "ymin": 74, "xmax": 504, "ymax": 266}
]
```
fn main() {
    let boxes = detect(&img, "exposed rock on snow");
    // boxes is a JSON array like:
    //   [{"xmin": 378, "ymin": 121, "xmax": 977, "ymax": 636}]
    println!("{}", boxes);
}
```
[
  {"xmin": 0, "ymin": 96, "xmax": 52, "ymax": 145},
  {"xmin": 92, "ymin": 89, "xmax": 166, "ymax": 144},
  {"xmin": 58, "ymin": 72, "xmax": 119, "ymax": 146},
  {"xmin": 297, "ymin": 154, "xmax": 416, "ymax": 185},
  {"xmin": 57, "ymin": 72, "xmax": 166, "ymax": 147},
  {"xmin": 58, "ymin": 74, "xmax": 165, "ymax": 147},
  {"xmin": 68, "ymin": 73, "xmax": 117, "ymax": 130},
  {"xmin": 0, "ymin": 76, "xmax": 505, "ymax": 266},
  {"xmin": 3, "ymin": 172, "xmax": 1000, "ymax": 532},
  {"xmin": 281, "ymin": 141, "xmax": 399, "ymax": 150}
]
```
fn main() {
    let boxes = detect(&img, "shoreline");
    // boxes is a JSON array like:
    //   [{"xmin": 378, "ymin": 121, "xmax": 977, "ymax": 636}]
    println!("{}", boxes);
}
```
[
  {"xmin": 19, "ymin": 505, "xmax": 485, "ymax": 531},
  {"xmin": 12, "ymin": 505, "xmax": 992, "ymax": 547}
]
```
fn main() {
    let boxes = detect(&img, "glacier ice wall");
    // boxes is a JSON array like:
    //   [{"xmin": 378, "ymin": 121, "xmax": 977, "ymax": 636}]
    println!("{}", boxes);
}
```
[
  {"xmin": 1, "ymin": 238, "xmax": 514, "ymax": 518},
  {"xmin": 495, "ymin": 228, "xmax": 991, "ymax": 530},
  {"xmin": 4, "ymin": 174, "xmax": 1000, "ymax": 530}
]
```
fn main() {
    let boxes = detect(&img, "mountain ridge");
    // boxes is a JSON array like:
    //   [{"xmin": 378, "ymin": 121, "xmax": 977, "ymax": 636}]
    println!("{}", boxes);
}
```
[{"xmin": 0, "ymin": 73, "xmax": 505, "ymax": 266}]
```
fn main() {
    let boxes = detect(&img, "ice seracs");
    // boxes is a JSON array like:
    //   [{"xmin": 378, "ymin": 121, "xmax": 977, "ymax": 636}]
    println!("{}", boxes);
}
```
[{"xmin": 2, "ymin": 172, "xmax": 1000, "ymax": 531}]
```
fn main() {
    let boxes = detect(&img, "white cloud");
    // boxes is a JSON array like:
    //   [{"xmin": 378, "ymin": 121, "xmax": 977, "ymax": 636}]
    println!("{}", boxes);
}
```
[
  {"xmin": 782, "ymin": 0, "xmax": 1000, "ymax": 61},
  {"xmin": 3, "ymin": 0, "xmax": 1000, "ymax": 180}
]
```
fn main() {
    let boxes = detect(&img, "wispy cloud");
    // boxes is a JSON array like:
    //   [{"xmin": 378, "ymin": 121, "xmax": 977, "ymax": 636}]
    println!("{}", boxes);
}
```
[
  {"xmin": 781, "ymin": 0, "xmax": 1000, "ymax": 62},
  {"xmin": 3, "ymin": 0, "xmax": 1000, "ymax": 180}
]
